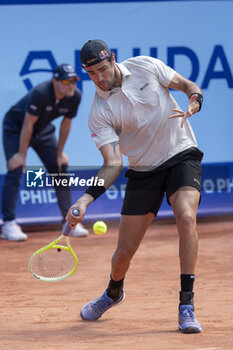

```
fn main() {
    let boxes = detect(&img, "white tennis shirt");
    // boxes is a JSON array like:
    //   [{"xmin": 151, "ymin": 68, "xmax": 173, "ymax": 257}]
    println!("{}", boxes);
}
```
[{"xmin": 88, "ymin": 56, "xmax": 198, "ymax": 171}]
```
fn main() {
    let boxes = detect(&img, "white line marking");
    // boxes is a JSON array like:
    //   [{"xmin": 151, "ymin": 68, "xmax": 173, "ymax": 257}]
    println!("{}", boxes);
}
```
[{"xmin": 195, "ymin": 348, "xmax": 219, "ymax": 350}]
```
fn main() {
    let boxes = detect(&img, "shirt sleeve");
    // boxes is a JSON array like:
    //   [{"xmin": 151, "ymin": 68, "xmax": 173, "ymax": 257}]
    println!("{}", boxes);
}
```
[
  {"xmin": 88, "ymin": 99, "xmax": 119, "ymax": 150},
  {"xmin": 146, "ymin": 57, "xmax": 176, "ymax": 87}
]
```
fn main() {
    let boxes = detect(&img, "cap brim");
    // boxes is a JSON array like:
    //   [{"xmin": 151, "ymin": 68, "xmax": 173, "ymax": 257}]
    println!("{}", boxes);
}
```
[
  {"xmin": 59, "ymin": 74, "xmax": 80, "ymax": 81},
  {"xmin": 66, "ymin": 73, "xmax": 79, "ymax": 79}
]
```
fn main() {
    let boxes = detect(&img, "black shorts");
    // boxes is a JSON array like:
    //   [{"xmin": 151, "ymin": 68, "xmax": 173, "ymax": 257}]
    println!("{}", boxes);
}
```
[{"xmin": 121, "ymin": 147, "xmax": 203, "ymax": 216}]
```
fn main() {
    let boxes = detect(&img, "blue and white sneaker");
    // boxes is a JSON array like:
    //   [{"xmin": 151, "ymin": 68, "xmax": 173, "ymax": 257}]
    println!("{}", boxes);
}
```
[
  {"xmin": 178, "ymin": 305, "xmax": 202, "ymax": 333},
  {"xmin": 80, "ymin": 290, "xmax": 125, "ymax": 321}
]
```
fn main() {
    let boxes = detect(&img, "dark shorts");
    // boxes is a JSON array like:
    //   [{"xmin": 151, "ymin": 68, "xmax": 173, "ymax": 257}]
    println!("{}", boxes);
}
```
[{"xmin": 121, "ymin": 147, "xmax": 203, "ymax": 216}]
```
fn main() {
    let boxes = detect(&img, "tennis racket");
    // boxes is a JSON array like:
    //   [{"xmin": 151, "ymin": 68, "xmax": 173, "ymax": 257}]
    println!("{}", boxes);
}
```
[{"xmin": 28, "ymin": 208, "xmax": 80, "ymax": 282}]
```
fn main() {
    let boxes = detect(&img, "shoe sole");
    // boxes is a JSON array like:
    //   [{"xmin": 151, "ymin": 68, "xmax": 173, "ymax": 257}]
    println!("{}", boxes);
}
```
[
  {"xmin": 80, "ymin": 293, "xmax": 125, "ymax": 321},
  {"xmin": 178, "ymin": 325, "xmax": 202, "ymax": 333},
  {"xmin": 1, "ymin": 235, "xmax": 27, "ymax": 241}
]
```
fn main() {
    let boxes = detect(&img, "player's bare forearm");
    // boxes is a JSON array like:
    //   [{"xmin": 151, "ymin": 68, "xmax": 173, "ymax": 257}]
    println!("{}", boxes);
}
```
[
  {"xmin": 168, "ymin": 74, "xmax": 204, "ymax": 127},
  {"xmin": 168, "ymin": 73, "xmax": 202, "ymax": 100},
  {"xmin": 96, "ymin": 163, "xmax": 123, "ymax": 190},
  {"xmin": 71, "ymin": 157, "xmax": 122, "ymax": 214},
  {"xmin": 66, "ymin": 141, "xmax": 123, "ymax": 227},
  {"xmin": 98, "ymin": 141, "xmax": 123, "ymax": 189},
  {"xmin": 74, "ymin": 162, "xmax": 122, "ymax": 209},
  {"xmin": 79, "ymin": 142, "xmax": 122, "ymax": 204},
  {"xmin": 168, "ymin": 73, "xmax": 203, "ymax": 120},
  {"xmin": 76, "ymin": 141, "xmax": 123, "ymax": 202}
]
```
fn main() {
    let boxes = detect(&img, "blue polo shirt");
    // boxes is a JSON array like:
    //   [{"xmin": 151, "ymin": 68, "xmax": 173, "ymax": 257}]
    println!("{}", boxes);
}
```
[{"xmin": 4, "ymin": 80, "xmax": 81, "ymax": 135}]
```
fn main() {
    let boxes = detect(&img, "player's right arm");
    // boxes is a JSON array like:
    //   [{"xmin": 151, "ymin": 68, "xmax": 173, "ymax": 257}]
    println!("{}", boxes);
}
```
[
  {"xmin": 96, "ymin": 141, "xmax": 123, "ymax": 189},
  {"xmin": 7, "ymin": 112, "xmax": 38, "ymax": 171},
  {"xmin": 66, "ymin": 141, "xmax": 123, "ymax": 229}
]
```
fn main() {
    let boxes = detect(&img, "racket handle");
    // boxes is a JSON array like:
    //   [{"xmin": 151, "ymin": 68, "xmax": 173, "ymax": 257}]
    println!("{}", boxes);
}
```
[{"xmin": 63, "ymin": 208, "xmax": 80, "ymax": 236}]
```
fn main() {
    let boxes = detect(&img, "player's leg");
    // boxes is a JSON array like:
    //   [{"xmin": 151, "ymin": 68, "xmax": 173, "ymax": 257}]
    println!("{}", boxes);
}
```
[
  {"xmin": 169, "ymin": 188, "xmax": 202, "ymax": 333},
  {"xmin": 108, "ymin": 213, "xmax": 155, "ymax": 298},
  {"xmin": 167, "ymin": 160, "xmax": 202, "ymax": 333},
  {"xmin": 31, "ymin": 126, "xmax": 88, "ymax": 237},
  {"xmin": 80, "ymin": 171, "xmax": 164, "ymax": 321},
  {"xmin": 80, "ymin": 213, "xmax": 154, "ymax": 321},
  {"xmin": 169, "ymin": 187, "xmax": 199, "ymax": 275},
  {"xmin": 1, "ymin": 122, "xmax": 27, "ymax": 241}
]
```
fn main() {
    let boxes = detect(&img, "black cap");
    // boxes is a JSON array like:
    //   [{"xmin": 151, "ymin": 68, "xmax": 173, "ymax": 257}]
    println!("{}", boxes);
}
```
[
  {"xmin": 53, "ymin": 64, "xmax": 78, "ymax": 80},
  {"xmin": 80, "ymin": 40, "xmax": 112, "ymax": 67}
]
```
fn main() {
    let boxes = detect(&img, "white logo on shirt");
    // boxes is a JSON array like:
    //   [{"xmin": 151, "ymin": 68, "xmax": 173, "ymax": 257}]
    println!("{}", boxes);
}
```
[{"xmin": 46, "ymin": 106, "xmax": 53, "ymax": 111}]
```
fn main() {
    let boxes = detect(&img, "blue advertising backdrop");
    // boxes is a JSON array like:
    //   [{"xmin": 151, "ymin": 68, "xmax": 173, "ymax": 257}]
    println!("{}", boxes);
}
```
[
  {"xmin": 0, "ymin": 163, "xmax": 233, "ymax": 224},
  {"xmin": 0, "ymin": 0, "xmax": 232, "ymax": 224}
]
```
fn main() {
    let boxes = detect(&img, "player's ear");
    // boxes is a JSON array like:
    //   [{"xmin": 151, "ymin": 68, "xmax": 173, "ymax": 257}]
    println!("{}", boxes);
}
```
[{"xmin": 111, "ymin": 52, "xmax": 116, "ymax": 63}]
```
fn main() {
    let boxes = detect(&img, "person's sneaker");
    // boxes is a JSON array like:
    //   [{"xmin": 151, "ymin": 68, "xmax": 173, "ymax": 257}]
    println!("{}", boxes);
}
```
[
  {"xmin": 63, "ymin": 222, "xmax": 89, "ymax": 237},
  {"xmin": 178, "ymin": 305, "xmax": 202, "ymax": 333},
  {"xmin": 80, "ymin": 290, "xmax": 125, "ymax": 321},
  {"xmin": 1, "ymin": 220, "xmax": 28, "ymax": 241}
]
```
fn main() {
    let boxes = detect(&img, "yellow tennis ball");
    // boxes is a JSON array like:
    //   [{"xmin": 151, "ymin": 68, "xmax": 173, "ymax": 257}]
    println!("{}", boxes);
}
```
[{"xmin": 93, "ymin": 221, "xmax": 107, "ymax": 235}]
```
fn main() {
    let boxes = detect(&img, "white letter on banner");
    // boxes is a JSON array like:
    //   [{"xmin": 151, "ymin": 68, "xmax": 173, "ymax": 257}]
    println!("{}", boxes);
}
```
[
  {"xmin": 20, "ymin": 190, "xmax": 30, "ymax": 205},
  {"xmin": 226, "ymin": 178, "xmax": 233, "ymax": 192},
  {"xmin": 31, "ymin": 191, "xmax": 42, "ymax": 204},
  {"xmin": 106, "ymin": 185, "xmax": 118, "ymax": 200},
  {"xmin": 216, "ymin": 178, "xmax": 226, "ymax": 193},
  {"xmin": 42, "ymin": 190, "xmax": 47, "ymax": 203},
  {"xmin": 47, "ymin": 189, "xmax": 57, "ymax": 203},
  {"xmin": 202, "ymin": 179, "xmax": 214, "ymax": 194}
]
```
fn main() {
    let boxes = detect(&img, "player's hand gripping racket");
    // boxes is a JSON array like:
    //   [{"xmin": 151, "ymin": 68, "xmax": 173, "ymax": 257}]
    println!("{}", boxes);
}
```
[{"xmin": 28, "ymin": 209, "xmax": 80, "ymax": 282}]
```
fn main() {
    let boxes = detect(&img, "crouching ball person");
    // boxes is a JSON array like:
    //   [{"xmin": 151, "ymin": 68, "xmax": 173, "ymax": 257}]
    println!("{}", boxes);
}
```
[
  {"xmin": 1, "ymin": 64, "xmax": 88, "ymax": 241},
  {"xmin": 66, "ymin": 40, "xmax": 204, "ymax": 333}
]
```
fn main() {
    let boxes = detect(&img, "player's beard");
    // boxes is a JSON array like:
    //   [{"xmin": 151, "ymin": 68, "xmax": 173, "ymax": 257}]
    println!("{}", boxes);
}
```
[
  {"xmin": 109, "ymin": 69, "xmax": 118, "ymax": 90},
  {"xmin": 98, "ymin": 68, "xmax": 119, "ymax": 91}
]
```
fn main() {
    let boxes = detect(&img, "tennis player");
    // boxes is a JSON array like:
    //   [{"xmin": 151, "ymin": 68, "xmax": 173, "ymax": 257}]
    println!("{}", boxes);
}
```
[
  {"xmin": 67, "ymin": 40, "xmax": 204, "ymax": 333},
  {"xmin": 1, "ymin": 64, "xmax": 88, "ymax": 241}
]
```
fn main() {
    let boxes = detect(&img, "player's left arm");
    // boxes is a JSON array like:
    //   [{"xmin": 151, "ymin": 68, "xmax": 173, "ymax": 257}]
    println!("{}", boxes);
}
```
[
  {"xmin": 168, "ymin": 72, "xmax": 203, "ymax": 128},
  {"xmin": 57, "ymin": 117, "xmax": 72, "ymax": 172}
]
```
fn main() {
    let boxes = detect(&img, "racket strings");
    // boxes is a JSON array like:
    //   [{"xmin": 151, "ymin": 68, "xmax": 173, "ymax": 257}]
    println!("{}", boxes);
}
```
[{"xmin": 30, "ymin": 247, "xmax": 75, "ymax": 279}]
